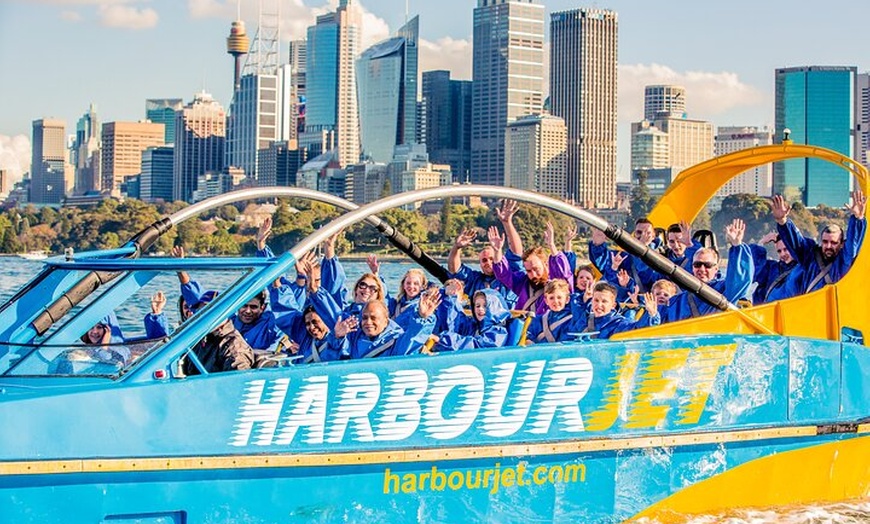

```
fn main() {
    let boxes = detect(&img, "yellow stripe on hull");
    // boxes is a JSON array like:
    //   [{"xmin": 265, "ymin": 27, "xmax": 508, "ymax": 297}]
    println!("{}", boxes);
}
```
[{"xmin": 628, "ymin": 434, "xmax": 870, "ymax": 523}]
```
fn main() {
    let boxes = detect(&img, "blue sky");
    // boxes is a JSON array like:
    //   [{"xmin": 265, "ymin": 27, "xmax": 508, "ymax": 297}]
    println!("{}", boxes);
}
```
[{"xmin": 1, "ymin": 0, "xmax": 868, "ymax": 185}]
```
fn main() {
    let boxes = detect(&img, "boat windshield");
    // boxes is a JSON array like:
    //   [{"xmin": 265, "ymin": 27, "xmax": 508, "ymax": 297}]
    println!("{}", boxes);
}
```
[{"xmin": 2, "ymin": 266, "xmax": 252, "ymax": 378}]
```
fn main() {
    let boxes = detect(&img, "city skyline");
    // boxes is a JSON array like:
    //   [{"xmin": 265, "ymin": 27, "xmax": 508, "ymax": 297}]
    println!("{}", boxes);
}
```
[{"xmin": 1, "ymin": 0, "xmax": 869, "ymax": 187}]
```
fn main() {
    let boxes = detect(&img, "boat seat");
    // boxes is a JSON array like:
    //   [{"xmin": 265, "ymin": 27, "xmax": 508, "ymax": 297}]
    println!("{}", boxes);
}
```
[{"xmin": 507, "ymin": 310, "xmax": 534, "ymax": 347}]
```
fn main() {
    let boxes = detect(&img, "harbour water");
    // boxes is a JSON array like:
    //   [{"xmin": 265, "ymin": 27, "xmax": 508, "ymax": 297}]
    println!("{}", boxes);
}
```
[{"xmin": 0, "ymin": 256, "xmax": 868, "ymax": 524}]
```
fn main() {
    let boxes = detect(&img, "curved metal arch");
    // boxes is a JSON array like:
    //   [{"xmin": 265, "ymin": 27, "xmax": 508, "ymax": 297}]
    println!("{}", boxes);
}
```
[
  {"xmin": 648, "ymin": 143, "xmax": 869, "ymax": 228},
  {"xmin": 287, "ymin": 185, "xmax": 743, "ymax": 315}
]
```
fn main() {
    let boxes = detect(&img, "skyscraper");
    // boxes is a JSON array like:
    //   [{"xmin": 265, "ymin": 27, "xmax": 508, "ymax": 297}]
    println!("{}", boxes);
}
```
[
  {"xmin": 505, "ymin": 114, "xmax": 567, "ymax": 196},
  {"xmin": 287, "ymin": 39, "xmax": 307, "ymax": 140},
  {"xmin": 644, "ymin": 85, "xmax": 686, "ymax": 120},
  {"xmin": 146, "ymin": 99, "xmax": 183, "ymax": 144},
  {"xmin": 774, "ymin": 66, "xmax": 858, "ymax": 206},
  {"xmin": 30, "ymin": 118, "xmax": 72, "ymax": 205},
  {"xmin": 140, "ymin": 146, "xmax": 175, "ymax": 203},
  {"xmin": 423, "ymin": 70, "xmax": 472, "ymax": 182},
  {"xmin": 100, "ymin": 121, "xmax": 164, "ymax": 197},
  {"xmin": 550, "ymin": 8, "xmax": 618, "ymax": 207},
  {"xmin": 72, "ymin": 103, "xmax": 101, "ymax": 195},
  {"xmin": 471, "ymin": 0, "xmax": 544, "ymax": 186},
  {"xmin": 715, "ymin": 126, "xmax": 773, "ymax": 197},
  {"xmin": 857, "ymin": 72, "xmax": 870, "ymax": 170},
  {"xmin": 225, "ymin": 70, "xmax": 291, "ymax": 180},
  {"xmin": 305, "ymin": 0, "xmax": 360, "ymax": 167},
  {"xmin": 357, "ymin": 16, "xmax": 418, "ymax": 163},
  {"xmin": 174, "ymin": 92, "xmax": 227, "ymax": 203}
]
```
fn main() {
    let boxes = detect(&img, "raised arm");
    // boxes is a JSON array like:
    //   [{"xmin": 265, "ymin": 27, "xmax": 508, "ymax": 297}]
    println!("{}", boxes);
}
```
[
  {"xmin": 496, "ymin": 199, "xmax": 523, "ymax": 256},
  {"xmin": 772, "ymin": 195, "xmax": 814, "ymax": 264},
  {"xmin": 171, "ymin": 245, "xmax": 190, "ymax": 285},
  {"xmin": 724, "ymin": 219, "xmax": 754, "ymax": 303},
  {"xmin": 448, "ymin": 229, "xmax": 476, "ymax": 274}
]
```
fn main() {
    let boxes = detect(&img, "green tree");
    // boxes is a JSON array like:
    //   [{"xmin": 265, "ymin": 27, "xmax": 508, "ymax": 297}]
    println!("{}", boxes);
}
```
[
  {"xmin": 711, "ymin": 194, "xmax": 773, "ymax": 243},
  {"xmin": 630, "ymin": 171, "xmax": 657, "ymax": 223},
  {"xmin": 440, "ymin": 198, "xmax": 455, "ymax": 240}
]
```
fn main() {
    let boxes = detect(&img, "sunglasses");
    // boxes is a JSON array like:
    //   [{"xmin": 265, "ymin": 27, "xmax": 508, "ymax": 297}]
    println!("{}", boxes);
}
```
[
  {"xmin": 692, "ymin": 261, "xmax": 716, "ymax": 269},
  {"xmin": 357, "ymin": 281, "xmax": 378, "ymax": 291}
]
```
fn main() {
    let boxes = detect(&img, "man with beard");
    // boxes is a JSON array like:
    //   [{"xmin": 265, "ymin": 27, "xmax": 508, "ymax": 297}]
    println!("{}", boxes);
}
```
[
  {"xmin": 489, "ymin": 221, "xmax": 573, "ymax": 315},
  {"xmin": 772, "ymin": 190, "xmax": 866, "ymax": 294},
  {"xmin": 328, "ymin": 290, "xmax": 441, "ymax": 359},
  {"xmin": 660, "ymin": 218, "xmax": 754, "ymax": 323},
  {"xmin": 749, "ymin": 231, "xmax": 800, "ymax": 304}
]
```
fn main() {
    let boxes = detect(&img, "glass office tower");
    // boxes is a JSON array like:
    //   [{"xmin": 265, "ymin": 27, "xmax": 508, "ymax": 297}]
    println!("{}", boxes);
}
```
[{"xmin": 774, "ymin": 66, "xmax": 857, "ymax": 206}]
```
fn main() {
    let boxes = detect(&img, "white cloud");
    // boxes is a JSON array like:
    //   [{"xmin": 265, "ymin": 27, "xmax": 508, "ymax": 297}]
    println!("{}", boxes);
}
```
[
  {"xmin": 60, "ymin": 10, "xmax": 83, "ymax": 22},
  {"xmin": 97, "ymin": 3, "xmax": 158, "ymax": 29},
  {"xmin": 187, "ymin": 0, "xmax": 389, "ymax": 51},
  {"xmin": 27, "ymin": 0, "xmax": 129, "ymax": 5},
  {"xmin": 618, "ymin": 63, "xmax": 764, "ymax": 123},
  {"xmin": 419, "ymin": 37, "xmax": 472, "ymax": 80},
  {"xmin": 0, "ymin": 135, "xmax": 32, "ymax": 188}
]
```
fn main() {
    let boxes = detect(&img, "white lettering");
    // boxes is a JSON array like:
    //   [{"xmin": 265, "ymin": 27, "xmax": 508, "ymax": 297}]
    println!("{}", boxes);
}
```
[
  {"xmin": 325, "ymin": 373, "xmax": 380, "ymax": 443},
  {"xmin": 479, "ymin": 361, "xmax": 546, "ymax": 437},
  {"xmin": 527, "ymin": 358, "xmax": 593, "ymax": 434},
  {"xmin": 421, "ymin": 365, "xmax": 485, "ymax": 440},
  {"xmin": 373, "ymin": 370, "xmax": 428, "ymax": 441},
  {"xmin": 273, "ymin": 376, "xmax": 329, "ymax": 445},
  {"xmin": 229, "ymin": 379, "xmax": 289, "ymax": 447}
]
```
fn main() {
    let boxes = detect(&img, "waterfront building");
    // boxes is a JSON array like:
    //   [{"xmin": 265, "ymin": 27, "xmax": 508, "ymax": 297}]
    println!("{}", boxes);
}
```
[
  {"xmin": 305, "ymin": 0, "xmax": 360, "ymax": 167},
  {"xmin": 423, "ymin": 70, "xmax": 471, "ymax": 182},
  {"xmin": 225, "ymin": 68, "xmax": 292, "ymax": 181},
  {"xmin": 287, "ymin": 39, "xmax": 307, "ymax": 140},
  {"xmin": 345, "ymin": 161, "xmax": 387, "ymax": 204},
  {"xmin": 715, "ymin": 126, "xmax": 773, "ymax": 197},
  {"xmin": 31, "ymin": 119, "xmax": 73, "ymax": 205},
  {"xmin": 100, "ymin": 121, "xmax": 164, "ymax": 197},
  {"xmin": 504, "ymin": 114, "xmax": 567, "ymax": 196},
  {"xmin": 775, "ymin": 66, "xmax": 858, "ymax": 206},
  {"xmin": 550, "ymin": 8, "xmax": 618, "ymax": 207},
  {"xmin": 644, "ymin": 85, "xmax": 686, "ymax": 120},
  {"xmin": 356, "ymin": 16, "xmax": 418, "ymax": 164},
  {"xmin": 471, "ymin": 0, "xmax": 544, "ymax": 186},
  {"xmin": 145, "ymin": 99, "xmax": 183, "ymax": 144},
  {"xmin": 72, "ymin": 103, "xmax": 101, "ymax": 195},
  {"xmin": 140, "ymin": 146, "xmax": 175, "ymax": 203},
  {"xmin": 857, "ymin": 72, "xmax": 870, "ymax": 170},
  {"xmin": 257, "ymin": 141, "xmax": 307, "ymax": 187},
  {"xmin": 174, "ymin": 92, "xmax": 226, "ymax": 203},
  {"xmin": 630, "ymin": 124, "xmax": 669, "ymax": 172}
]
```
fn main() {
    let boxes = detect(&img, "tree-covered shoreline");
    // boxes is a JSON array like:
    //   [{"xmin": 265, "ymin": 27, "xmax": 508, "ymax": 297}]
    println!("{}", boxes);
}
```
[{"xmin": 0, "ymin": 193, "xmax": 848, "ymax": 259}]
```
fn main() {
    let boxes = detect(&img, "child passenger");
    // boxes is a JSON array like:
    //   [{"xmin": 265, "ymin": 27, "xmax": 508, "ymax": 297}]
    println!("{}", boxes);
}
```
[
  {"xmin": 432, "ymin": 289, "xmax": 511, "ymax": 352},
  {"xmin": 389, "ymin": 268, "xmax": 428, "ymax": 326},
  {"xmin": 580, "ymin": 282, "xmax": 661, "ymax": 339},
  {"xmin": 526, "ymin": 279, "xmax": 579, "ymax": 344}
]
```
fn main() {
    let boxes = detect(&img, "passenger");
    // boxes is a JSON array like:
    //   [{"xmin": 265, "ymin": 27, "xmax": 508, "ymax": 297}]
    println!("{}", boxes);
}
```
[
  {"xmin": 749, "ymin": 232, "xmax": 800, "ymax": 304},
  {"xmin": 651, "ymin": 279, "xmax": 679, "ymax": 306},
  {"xmin": 578, "ymin": 282, "xmax": 660, "ymax": 339},
  {"xmin": 231, "ymin": 289, "xmax": 285, "ymax": 351},
  {"xmin": 79, "ymin": 312, "xmax": 131, "ymax": 364},
  {"xmin": 285, "ymin": 306, "xmax": 342, "ymax": 364},
  {"xmin": 490, "ymin": 221, "xmax": 574, "ymax": 315},
  {"xmin": 665, "ymin": 221, "xmax": 703, "ymax": 271},
  {"xmin": 389, "ymin": 268, "xmax": 428, "ymax": 325},
  {"xmin": 144, "ymin": 291, "xmax": 169, "ymax": 339},
  {"xmin": 571, "ymin": 264, "xmax": 596, "ymax": 310},
  {"xmin": 526, "ymin": 279, "xmax": 581, "ymax": 344},
  {"xmin": 562, "ymin": 222, "xmax": 580, "ymax": 273},
  {"xmin": 432, "ymin": 278, "xmax": 466, "ymax": 335},
  {"xmin": 185, "ymin": 321, "xmax": 255, "ymax": 374},
  {"xmin": 447, "ymin": 229, "xmax": 519, "ymax": 307},
  {"xmin": 328, "ymin": 289, "xmax": 441, "ymax": 359},
  {"xmin": 771, "ymin": 190, "xmax": 866, "ymax": 294},
  {"xmin": 659, "ymin": 219, "xmax": 754, "ymax": 323},
  {"xmin": 589, "ymin": 218, "xmax": 663, "ymax": 293},
  {"xmin": 431, "ymin": 289, "xmax": 510, "ymax": 351},
  {"xmin": 311, "ymin": 270, "xmax": 386, "ymax": 328}
]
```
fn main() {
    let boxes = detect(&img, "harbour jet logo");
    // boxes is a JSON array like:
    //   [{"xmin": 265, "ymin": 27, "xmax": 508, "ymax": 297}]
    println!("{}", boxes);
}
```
[{"xmin": 229, "ymin": 345, "xmax": 735, "ymax": 447}]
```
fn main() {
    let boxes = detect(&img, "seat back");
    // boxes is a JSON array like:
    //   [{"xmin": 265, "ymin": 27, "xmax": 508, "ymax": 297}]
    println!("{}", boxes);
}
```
[{"xmin": 506, "ymin": 310, "xmax": 534, "ymax": 347}]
